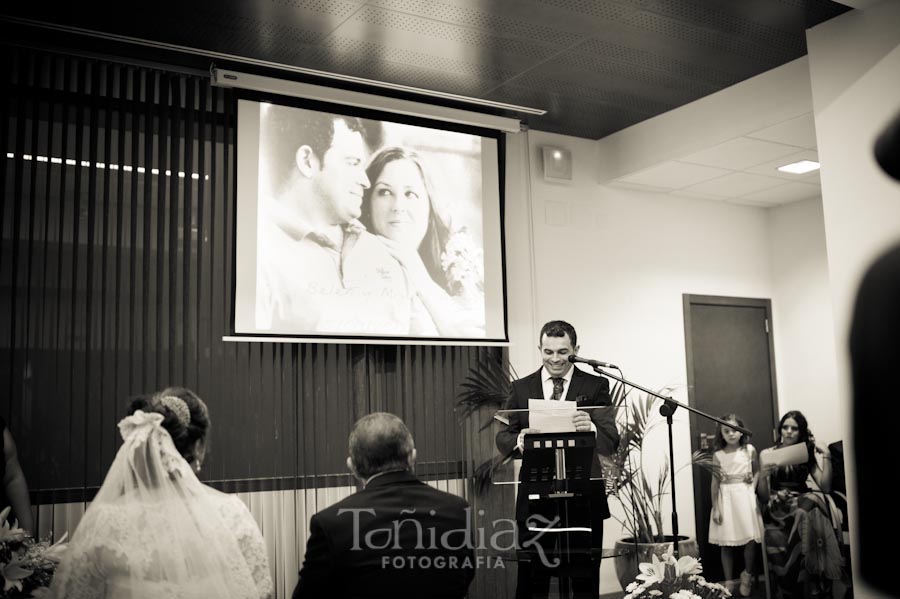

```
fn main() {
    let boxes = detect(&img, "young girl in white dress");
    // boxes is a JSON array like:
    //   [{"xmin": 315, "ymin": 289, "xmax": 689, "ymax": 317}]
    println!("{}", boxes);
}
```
[{"xmin": 709, "ymin": 413, "xmax": 763, "ymax": 597}]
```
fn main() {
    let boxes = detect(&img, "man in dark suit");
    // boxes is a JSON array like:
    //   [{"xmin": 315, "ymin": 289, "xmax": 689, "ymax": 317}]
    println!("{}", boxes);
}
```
[
  {"xmin": 293, "ymin": 412, "xmax": 475, "ymax": 598},
  {"xmin": 496, "ymin": 320, "xmax": 619, "ymax": 599}
]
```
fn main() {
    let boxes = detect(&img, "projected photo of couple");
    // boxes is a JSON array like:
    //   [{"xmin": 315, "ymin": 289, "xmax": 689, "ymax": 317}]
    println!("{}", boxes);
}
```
[{"xmin": 244, "ymin": 101, "xmax": 490, "ymax": 340}]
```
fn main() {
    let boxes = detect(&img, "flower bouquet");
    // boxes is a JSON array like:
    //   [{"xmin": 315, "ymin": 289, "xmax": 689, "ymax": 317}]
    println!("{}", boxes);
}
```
[
  {"xmin": 623, "ymin": 552, "xmax": 732, "ymax": 599},
  {"xmin": 1, "ymin": 507, "xmax": 67, "ymax": 598},
  {"xmin": 440, "ymin": 228, "xmax": 484, "ymax": 300}
]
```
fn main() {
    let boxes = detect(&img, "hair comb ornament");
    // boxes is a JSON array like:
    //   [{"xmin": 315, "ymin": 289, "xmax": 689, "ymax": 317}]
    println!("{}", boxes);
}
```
[{"xmin": 158, "ymin": 395, "xmax": 191, "ymax": 427}]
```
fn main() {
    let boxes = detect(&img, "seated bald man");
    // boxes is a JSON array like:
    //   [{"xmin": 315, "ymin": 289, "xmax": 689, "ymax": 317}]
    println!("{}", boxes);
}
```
[{"xmin": 293, "ymin": 413, "xmax": 475, "ymax": 599}]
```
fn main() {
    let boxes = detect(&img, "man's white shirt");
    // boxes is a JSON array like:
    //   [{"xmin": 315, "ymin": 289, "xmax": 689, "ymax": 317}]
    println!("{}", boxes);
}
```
[{"xmin": 516, "ymin": 365, "xmax": 597, "ymax": 451}]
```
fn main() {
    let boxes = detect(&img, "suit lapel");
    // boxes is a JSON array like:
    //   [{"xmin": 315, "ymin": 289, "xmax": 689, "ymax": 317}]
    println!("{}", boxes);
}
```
[
  {"xmin": 530, "ymin": 367, "xmax": 585, "ymax": 402},
  {"xmin": 528, "ymin": 369, "xmax": 543, "ymax": 401},
  {"xmin": 565, "ymin": 367, "xmax": 584, "ymax": 402}
]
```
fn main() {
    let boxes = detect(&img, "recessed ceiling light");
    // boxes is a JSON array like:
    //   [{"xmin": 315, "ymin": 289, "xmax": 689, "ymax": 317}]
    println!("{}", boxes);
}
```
[{"xmin": 777, "ymin": 160, "xmax": 820, "ymax": 174}]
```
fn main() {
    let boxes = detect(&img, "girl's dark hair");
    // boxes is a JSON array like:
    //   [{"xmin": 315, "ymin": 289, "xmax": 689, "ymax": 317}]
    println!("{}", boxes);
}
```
[
  {"xmin": 128, "ymin": 387, "xmax": 210, "ymax": 465},
  {"xmin": 713, "ymin": 413, "xmax": 748, "ymax": 450},
  {"xmin": 777, "ymin": 410, "xmax": 816, "ymax": 469}
]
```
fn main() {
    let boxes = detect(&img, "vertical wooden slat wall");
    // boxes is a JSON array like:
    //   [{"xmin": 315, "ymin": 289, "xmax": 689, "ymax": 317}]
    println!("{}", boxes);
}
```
[{"xmin": 0, "ymin": 47, "xmax": 503, "ymax": 509}]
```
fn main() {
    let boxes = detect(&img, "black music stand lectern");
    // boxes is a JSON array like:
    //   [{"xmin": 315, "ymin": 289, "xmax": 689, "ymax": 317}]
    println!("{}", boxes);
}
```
[{"xmin": 518, "ymin": 431, "xmax": 605, "ymax": 599}]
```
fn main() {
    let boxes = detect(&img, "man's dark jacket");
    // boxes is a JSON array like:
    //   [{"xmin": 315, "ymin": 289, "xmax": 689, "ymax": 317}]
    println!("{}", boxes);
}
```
[
  {"xmin": 495, "ymin": 366, "xmax": 620, "ymax": 522},
  {"xmin": 292, "ymin": 470, "xmax": 475, "ymax": 599}
]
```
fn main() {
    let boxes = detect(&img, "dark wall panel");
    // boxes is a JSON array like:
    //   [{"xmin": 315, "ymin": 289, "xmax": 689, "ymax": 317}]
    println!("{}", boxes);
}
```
[{"xmin": 0, "ymin": 46, "xmax": 498, "ymax": 501}]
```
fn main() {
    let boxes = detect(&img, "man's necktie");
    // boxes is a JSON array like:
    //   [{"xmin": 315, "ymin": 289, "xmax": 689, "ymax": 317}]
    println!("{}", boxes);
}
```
[{"xmin": 551, "ymin": 377, "xmax": 564, "ymax": 400}]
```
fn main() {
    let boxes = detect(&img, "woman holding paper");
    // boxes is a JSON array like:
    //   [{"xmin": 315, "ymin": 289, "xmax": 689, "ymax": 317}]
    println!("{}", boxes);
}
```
[
  {"xmin": 758, "ymin": 411, "xmax": 832, "ymax": 498},
  {"xmin": 758, "ymin": 411, "xmax": 847, "ymax": 598}
]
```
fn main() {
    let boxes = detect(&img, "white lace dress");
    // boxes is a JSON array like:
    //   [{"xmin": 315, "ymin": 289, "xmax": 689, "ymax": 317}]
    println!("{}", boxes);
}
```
[
  {"xmin": 708, "ymin": 446, "xmax": 763, "ymax": 546},
  {"xmin": 51, "ymin": 488, "xmax": 273, "ymax": 599}
]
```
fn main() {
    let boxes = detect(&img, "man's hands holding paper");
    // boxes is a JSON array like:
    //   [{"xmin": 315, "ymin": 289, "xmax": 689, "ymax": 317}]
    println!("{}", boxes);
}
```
[
  {"xmin": 572, "ymin": 411, "xmax": 593, "ymax": 432},
  {"xmin": 515, "ymin": 409, "xmax": 595, "ymax": 451},
  {"xmin": 516, "ymin": 428, "xmax": 541, "ymax": 452}
]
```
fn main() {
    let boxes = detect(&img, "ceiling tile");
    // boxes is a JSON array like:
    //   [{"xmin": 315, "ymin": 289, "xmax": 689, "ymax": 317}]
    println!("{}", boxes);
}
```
[
  {"xmin": 726, "ymin": 197, "xmax": 777, "ymax": 208},
  {"xmin": 801, "ymin": 169, "xmax": 822, "ymax": 184},
  {"xmin": 608, "ymin": 181, "xmax": 673, "ymax": 194},
  {"xmin": 747, "ymin": 113, "xmax": 818, "ymax": 149},
  {"xmin": 615, "ymin": 160, "xmax": 731, "ymax": 190},
  {"xmin": 670, "ymin": 190, "xmax": 729, "ymax": 201},
  {"xmin": 738, "ymin": 181, "xmax": 821, "ymax": 204},
  {"xmin": 745, "ymin": 149, "xmax": 821, "ymax": 181},
  {"xmin": 680, "ymin": 136, "xmax": 803, "ymax": 170},
  {"xmin": 682, "ymin": 171, "xmax": 785, "ymax": 196}
]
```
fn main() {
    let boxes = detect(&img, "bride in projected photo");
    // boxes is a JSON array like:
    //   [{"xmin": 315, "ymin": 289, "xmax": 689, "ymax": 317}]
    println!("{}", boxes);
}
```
[{"xmin": 360, "ymin": 146, "xmax": 485, "ymax": 338}]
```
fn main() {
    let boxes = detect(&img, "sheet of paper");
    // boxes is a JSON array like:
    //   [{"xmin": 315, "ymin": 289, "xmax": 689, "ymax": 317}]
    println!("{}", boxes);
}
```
[
  {"xmin": 528, "ymin": 399, "xmax": 576, "ymax": 433},
  {"xmin": 760, "ymin": 443, "xmax": 808, "ymax": 468}
]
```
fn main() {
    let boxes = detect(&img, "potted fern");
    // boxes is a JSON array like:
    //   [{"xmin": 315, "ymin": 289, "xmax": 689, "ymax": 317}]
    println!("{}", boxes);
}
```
[
  {"xmin": 455, "ymin": 351, "xmax": 518, "ymax": 495},
  {"xmin": 600, "ymin": 384, "xmax": 722, "ymax": 590}
]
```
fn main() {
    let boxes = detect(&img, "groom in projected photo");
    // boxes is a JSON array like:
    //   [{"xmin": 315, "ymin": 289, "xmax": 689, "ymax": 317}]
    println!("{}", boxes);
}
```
[{"xmin": 255, "ymin": 104, "xmax": 414, "ymax": 335}]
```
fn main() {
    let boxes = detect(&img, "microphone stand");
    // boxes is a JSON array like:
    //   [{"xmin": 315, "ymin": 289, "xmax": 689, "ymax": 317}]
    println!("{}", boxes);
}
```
[{"xmin": 591, "ymin": 366, "xmax": 751, "ymax": 558}]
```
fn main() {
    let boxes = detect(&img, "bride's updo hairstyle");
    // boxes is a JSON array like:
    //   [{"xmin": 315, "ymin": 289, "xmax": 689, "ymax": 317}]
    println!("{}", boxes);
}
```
[{"xmin": 128, "ymin": 387, "xmax": 210, "ymax": 465}]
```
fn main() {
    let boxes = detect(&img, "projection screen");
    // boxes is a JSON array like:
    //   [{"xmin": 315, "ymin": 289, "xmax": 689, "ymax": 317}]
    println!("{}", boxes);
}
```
[{"xmin": 233, "ymin": 96, "xmax": 507, "ymax": 343}]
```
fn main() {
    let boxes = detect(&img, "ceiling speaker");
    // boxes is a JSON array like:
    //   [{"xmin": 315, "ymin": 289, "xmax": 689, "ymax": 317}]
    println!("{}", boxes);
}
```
[{"xmin": 541, "ymin": 146, "xmax": 572, "ymax": 182}]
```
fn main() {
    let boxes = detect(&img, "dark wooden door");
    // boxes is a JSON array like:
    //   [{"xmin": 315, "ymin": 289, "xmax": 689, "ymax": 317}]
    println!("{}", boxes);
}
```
[{"xmin": 683, "ymin": 295, "xmax": 778, "ymax": 583}]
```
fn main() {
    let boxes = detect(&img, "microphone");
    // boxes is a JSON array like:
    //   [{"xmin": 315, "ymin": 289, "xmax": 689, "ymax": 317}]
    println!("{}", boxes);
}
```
[{"xmin": 568, "ymin": 355, "xmax": 618, "ymax": 369}]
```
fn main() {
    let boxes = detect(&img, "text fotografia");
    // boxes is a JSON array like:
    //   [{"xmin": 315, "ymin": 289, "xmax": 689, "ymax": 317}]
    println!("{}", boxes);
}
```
[
  {"xmin": 383, "ymin": 555, "xmax": 505, "ymax": 570},
  {"xmin": 337, "ymin": 507, "xmax": 565, "ymax": 568}
]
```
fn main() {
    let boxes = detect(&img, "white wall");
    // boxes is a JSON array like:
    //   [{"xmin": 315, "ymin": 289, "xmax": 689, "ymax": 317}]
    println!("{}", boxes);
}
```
[
  {"xmin": 505, "ymin": 128, "xmax": 778, "ymax": 593},
  {"xmin": 766, "ymin": 197, "xmax": 841, "ymax": 445},
  {"xmin": 499, "ymin": 9, "xmax": 900, "ymax": 589},
  {"xmin": 503, "ymin": 130, "xmax": 539, "ymax": 374},
  {"xmin": 593, "ymin": 42, "xmax": 845, "ymax": 452},
  {"xmin": 809, "ymin": 2, "xmax": 900, "ymax": 346},
  {"xmin": 806, "ymin": 2, "xmax": 900, "ymax": 597}
]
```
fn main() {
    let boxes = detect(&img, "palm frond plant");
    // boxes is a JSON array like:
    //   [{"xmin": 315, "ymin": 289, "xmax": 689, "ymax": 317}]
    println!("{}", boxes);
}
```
[
  {"xmin": 600, "ymin": 383, "xmax": 723, "ymax": 544},
  {"xmin": 455, "ymin": 353, "xmax": 518, "ymax": 431},
  {"xmin": 455, "ymin": 352, "xmax": 519, "ymax": 495}
]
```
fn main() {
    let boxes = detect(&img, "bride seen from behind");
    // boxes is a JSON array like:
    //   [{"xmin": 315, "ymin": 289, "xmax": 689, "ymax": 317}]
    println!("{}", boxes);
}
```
[
  {"xmin": 51, "ymin": 387, "xmax": 273, "ymax": 599},
  {"xmin": 360, "ymin": 146, "xmax": 485, "ymax": 338}
]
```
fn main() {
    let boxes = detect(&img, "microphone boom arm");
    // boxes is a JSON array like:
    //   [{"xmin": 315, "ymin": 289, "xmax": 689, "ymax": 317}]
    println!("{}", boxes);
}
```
[
  {"xmin": 585, "ymin": 362, "xmax": 753, "ymax": 558},
  {"xmin": 588, "ymin": 365, "xmax": 751, "ymax": 436},
  {"xmin": 568, "ymin": 355, "xmax": 618, "ymax": 369}
]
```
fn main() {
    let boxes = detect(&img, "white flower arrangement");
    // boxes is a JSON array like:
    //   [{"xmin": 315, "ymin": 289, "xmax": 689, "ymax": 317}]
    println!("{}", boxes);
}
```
[{"xmin": 623, "ymin": 553, "xmax": 732, "ymax": 599}]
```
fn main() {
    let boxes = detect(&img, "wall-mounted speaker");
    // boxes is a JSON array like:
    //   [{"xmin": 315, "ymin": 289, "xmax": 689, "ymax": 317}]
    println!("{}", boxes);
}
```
[{"xmin": 541, "ymin": 146, "xmax": 572, "ymax": 182}]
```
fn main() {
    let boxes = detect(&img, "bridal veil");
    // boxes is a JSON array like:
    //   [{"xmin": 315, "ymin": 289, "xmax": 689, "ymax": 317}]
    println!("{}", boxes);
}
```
[{"xmin": 51, "ymin": 410, "xmax": 271, "ymax": 599}]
